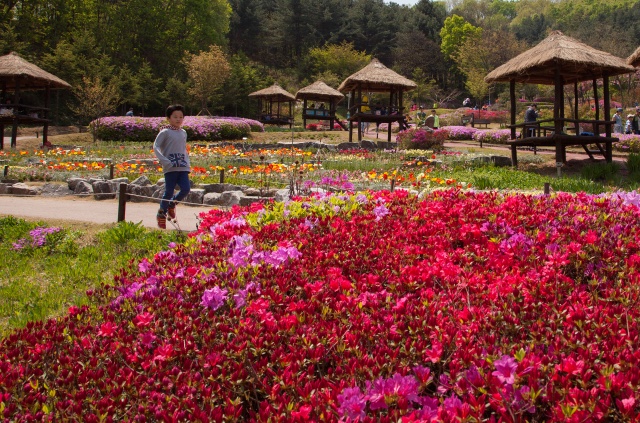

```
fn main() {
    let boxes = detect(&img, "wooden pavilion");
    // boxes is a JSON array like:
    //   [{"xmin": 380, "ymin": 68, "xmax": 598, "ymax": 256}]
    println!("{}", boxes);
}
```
[
  {"xmin": 627, "ymin": 46, "xmax": 640, "ymax": 68},
  {"xmin": 248, "ymin": 83, "xmax": 296, "ymax": 128},
  {"xmin": 295, "ymin": 81, "xmax": 345, "ymax": 130},
  {"xmin": 338, "ymin": 59, "xmax": 416, "ymax": 143},
  {"xmin": 0, "ymin": 52, "xmax": 71, "ymax": 149},
  {"xmin": 485, "ymin": 31, "xmax": 635, "ymax": 169}
]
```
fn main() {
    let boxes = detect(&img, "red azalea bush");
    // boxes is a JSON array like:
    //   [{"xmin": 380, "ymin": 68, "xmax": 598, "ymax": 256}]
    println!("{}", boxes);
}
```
[
  {"xmin": 396, "ymin": 128, "xmax": 447, "ymax": 150},
  {"xmin": 2, "ymin": 190, "xmax": 640, "ymax": 421}
]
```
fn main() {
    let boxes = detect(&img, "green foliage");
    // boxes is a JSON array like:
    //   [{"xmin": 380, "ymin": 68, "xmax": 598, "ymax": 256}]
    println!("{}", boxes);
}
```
[
  {"xmin": 627, "ymin": 153, "xmax": 640, "ymax": 174},
  {"xmin": 0, "ymin": 218, "xmax": 184, "ymax": 336},
  {"xmin": 580, "ymin": 161, "xmax": 620, "ymax": 182},
  {"xmin": 440, "ymin": 15, "xmax": 482, "ymax": 60},
  {"xmin": 307, "ymin": 41, "xmax": 371, "ymax": 82}
]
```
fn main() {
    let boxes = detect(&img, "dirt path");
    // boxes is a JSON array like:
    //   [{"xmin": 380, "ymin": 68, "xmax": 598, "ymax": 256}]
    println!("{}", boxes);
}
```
[{"xmin": 0, "ymin": 196, "xmax": 207, "ymax": 232}]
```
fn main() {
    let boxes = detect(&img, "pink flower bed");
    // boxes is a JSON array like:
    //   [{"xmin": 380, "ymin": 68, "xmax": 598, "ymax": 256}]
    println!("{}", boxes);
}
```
[
  {"xmin": 2, "ymin": 190, "xmax": 640, "ymax": 421},
  {"xmin": 90, "ymin": 116, "xmax": 263, "ymax": 142}
]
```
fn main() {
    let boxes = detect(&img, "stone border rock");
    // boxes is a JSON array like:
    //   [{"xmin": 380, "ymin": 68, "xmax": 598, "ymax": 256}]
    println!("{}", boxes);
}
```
[{"xmin": 1, "ymin": 176, "xmax": 294, "ymax": 208}]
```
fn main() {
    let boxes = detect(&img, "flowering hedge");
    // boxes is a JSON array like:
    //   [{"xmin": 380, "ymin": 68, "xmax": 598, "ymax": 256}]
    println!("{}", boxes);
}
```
[
  {"xmin": 614, "ymin": 133, "xmax": 640, "ymax": 153},
  {"xmin": 442, "ymin": 126, "xmax": 478, "ymax": 140},
  {"xmin": 472, "ymin": 129, "xmax": 519, "ymax": 145},
  {"xmin": 396, "ymin": 128, "xmax": 447, "ymax": 150},
  {"xmin": 2, "ymin": 190, "xmax": 640, "ymax": 421},
  {"xmin": 90, "ymin": 116, "xmax": 263, "ymax": 142}
]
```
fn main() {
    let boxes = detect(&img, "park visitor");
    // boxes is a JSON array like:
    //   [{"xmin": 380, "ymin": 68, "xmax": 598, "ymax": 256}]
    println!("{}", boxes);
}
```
[
  {"xmin": 416, "ymin": 107, "xmax": 426, "ymax": 126},
  {"xmin": 634, "ymin": 109, "xmax": 640, "ymax": 135},
  {"xmin": 125, "ymin": 108, "xmax": 134, "ymax": 117},
  {"xmin": 153, "ymin": 104, "xmax": 191, "ymax": 229},
  {"xmin": 428, "ymin": 109, "xmax": 440, "ymax": 129},
  {"xmin": 626, "ymin": 114, "xmax": 635, "ymax": 134},
  {"xmin": 524, "ymin": 104, "xmax": 538, "ymax": 137},
  {"xmin": 613, "ymin": 108, "xmax": 623, "ymax": 133}
]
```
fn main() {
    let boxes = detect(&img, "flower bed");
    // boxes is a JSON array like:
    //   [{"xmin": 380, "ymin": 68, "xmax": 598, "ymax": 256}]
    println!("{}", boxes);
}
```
[
  {"xmin": 90, "ymin": 116, "xmax": 262, "ymax": 142},
  {"xmin": 396, "ymin": 128, "xmax": 447, "ymax": 150},
  {"xmin": 2, "ymin": 189, "xmax": 640, "ymax": 421},
  {"xmin": 442, "ymin": 126, "xmax": 478, "ymax": 140}
]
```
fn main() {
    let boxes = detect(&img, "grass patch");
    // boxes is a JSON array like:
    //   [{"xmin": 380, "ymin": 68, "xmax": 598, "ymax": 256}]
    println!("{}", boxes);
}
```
[{"xmin": 0, "ymin": 217, "xmax": 185, "ymax": 337}]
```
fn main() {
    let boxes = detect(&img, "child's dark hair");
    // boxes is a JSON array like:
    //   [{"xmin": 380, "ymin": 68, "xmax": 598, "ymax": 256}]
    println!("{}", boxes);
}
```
[{"xmin": 166, "ymin": 104, "xmax": 185, "ymax": 119}]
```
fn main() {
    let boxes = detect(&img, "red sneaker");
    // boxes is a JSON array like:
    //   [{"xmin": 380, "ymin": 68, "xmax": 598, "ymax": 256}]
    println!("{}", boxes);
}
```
[
  {"xmin": 156, "ymin": 210, "xmax": 167, "ymax": 229},
  {"xmin": 167, "ymin": 202, "xmax": 176, "ymax": 220}
]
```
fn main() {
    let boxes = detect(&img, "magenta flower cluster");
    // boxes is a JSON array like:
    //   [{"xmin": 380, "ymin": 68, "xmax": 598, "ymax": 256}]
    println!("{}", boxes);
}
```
[{"xmin": 12, "ymin": 226, "xmax": 62, "ymax": 251}]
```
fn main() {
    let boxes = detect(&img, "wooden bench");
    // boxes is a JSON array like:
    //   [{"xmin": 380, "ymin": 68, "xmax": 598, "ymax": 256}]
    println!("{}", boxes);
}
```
[{"xmin": 472, "ymin": 118, "xmax": 490, "ymax": 128}]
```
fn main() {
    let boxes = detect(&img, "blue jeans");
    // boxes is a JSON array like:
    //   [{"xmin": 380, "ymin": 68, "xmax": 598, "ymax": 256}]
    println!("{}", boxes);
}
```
[{"xmin": 160, "ymin": 171, "xmax": 190, "ymax": 211}]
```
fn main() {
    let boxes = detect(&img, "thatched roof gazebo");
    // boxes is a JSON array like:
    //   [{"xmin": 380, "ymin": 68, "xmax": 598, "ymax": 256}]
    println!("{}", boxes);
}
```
[
  {"xmin": 627, "ymin": 46, "xmax": 640, "ymax": 68},
  {"xmin": 296, "ymin": 81, "xmax": 345, "ymax": 130},
  {"xmin": 338, "ymin": 59, "xmax": 417, "ymax": 143},
  {"xmin": 485, "ymin": 31, "xmax": 635, "ymax": 169},
  {"xmin": 248, "ymin": 83, "xmax": 296, "ymax": 128},
  {"xmin": 0, "ymin": 52, "xmax": 71, "ymax": 149}
]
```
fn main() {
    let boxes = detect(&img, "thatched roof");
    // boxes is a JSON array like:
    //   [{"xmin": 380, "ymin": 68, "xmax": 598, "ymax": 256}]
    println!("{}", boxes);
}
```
[
  {"xmin": 248, "ymin": 83, "xmax": 296, "ymax": 101},
  {"xmin": 295, "ymin": 81, "xmax": 344, "ymax": 101},
  {"xmin": 485, "ymin": 31, "xmax": 635, "ymax": 85},
  {"xmin": 627, "ymin": 46, "xmax": 640, "ymax": 68},
  {"xmin": 0, "ymin": 52, "xmax": 71, "ymax": 90},
  {"xmin": 338, "ymin": 59, "xmax": 417, "ymax": 93}
]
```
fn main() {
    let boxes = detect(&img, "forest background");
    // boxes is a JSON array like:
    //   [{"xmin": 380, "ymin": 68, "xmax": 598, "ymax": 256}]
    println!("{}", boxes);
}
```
[{"xmin": 2, "ymin": 0, "xmax": 640, "ymax": 125}]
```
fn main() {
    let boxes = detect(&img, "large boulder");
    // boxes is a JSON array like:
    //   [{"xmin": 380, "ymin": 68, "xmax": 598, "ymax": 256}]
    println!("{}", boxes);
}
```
[
  {"xmin": 40, "ymin": 183, "xmax": 72, "ymax": 197},
  {"xmin": 9, "ymin": 183, "xmax": 39, "ymax": 196},
  {"xmin": 73, "ymin": 180, "xmax": 93, "ymax": 195},
  {"xmin": 92, "ymin": 180, "xmax": 116, "ymax": 200},
  {"xmin": 243, "ymin": 187, "xmax": 278, "ymax": 197},
  {"xmin": 182, "ymin": 189, "xmax": 205, "ymax": 206},
  {"xmin": 360, "ymin": 140, "xmax": 378, "ymax": 150},
  {"xmin": 274, "ymin": 189, "xmax": 290, "ymax": 202},
  {"xmin": 201, "ymin": 183, "xmax": 243, "ymax": 193},
  {"xmin": 203, "ymin": 192, "xmax": 223, "ymax": 206},
  {"xmin": 109, "ymin": 178, "xmax": 130, "ymax": 193},
  {"xmin": 218, "ymin": 191, "xmax": 243, "ymax": 207},
  {"xmin": 126, "ymin": 184, "xmax": 155, "ymax": 202},
  {"xmin": 131, "ymin": 175, "xmax": 152, "ymax": 186},
  {"xmin": 67, "ymin": 177, "xmax": 87, "ymax": 191},
  {"xmin": 0, "ymin": 183, "xmax": 11, "ymax": 195}
]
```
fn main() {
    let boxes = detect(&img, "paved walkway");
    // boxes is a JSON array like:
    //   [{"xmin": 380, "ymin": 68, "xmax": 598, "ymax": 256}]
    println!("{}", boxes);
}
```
[{"xmin": 0, "ymin": 196, "xmax": 208, "ymax": 232}]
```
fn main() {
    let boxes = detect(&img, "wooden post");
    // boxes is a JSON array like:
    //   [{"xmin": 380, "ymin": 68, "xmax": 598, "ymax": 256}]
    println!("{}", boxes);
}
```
[
  {"xmin": 303, "ymin": 99, "xmax": 307, "ymax": 128},
  {"xmin": 554, "ymin": 68, "xmax": 564, "ymax": 166},
  {"xmin": 544, "ymin": 182, "xmax": 550, "ymax": 195},
  {"xmin": 3, "ymin": 165, "xmax": 8, "ymax": 177},
  {"xmin": 592, "ymin": 79, "xmax": 600, "ymax": 122},
  {"xmin": 109, "ymin": 164, "xmax": 114, "ymax": 179},
  {"xmin": 510, "ymin": 80, "xmax": 516, "ymax": 141},
  {"xmin": 603, "ymin": 74, "xmax": 612, "ymax": 139},
  {"xmin": 390, "ymin": 178, "xmax": 395, "ymax": 192},
  {"xmin": 11, "ymin": 79, "xmax": 20, "ymax": 149},
  {"xmin": 117, "ymin": 183, "xmax": 128, "ymax": 222},
  {"xmin": 220, "ymin": 168, "xmax": 225, "ymax": 184},
  {"xmin": 43, "ymin": 86, "xmax": 50, "ymax": 148},
  {"xmin": 0, "ymin": 124, "xmax": 3, "ymax": 150},
  {"xmin": 574, "ymin": 82, "xmax": 579, "ymax": 134},
  {"xmin": 511, "ymin": 145, "xmax": 518, "ymax": 168}
]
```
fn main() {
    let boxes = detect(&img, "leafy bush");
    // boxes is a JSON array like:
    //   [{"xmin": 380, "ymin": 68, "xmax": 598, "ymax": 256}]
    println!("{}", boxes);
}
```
[
  {"xmin": 614, "ymin": 134, "xmax": 640, "ymax": 153},
  {"xmin": 627, "ymin": 152, "xmax": 640, "ymax": 174},
  {"xmin": 90, "ymin": 116, "xmax": 262, "ymax": 142},
  {"xmin": 396, "ymin": 128, "xmax": 447, "ymax": 150}
]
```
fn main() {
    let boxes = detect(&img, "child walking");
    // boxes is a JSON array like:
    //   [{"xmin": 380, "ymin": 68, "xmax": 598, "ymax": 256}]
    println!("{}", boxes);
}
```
[{"xmin": 153, "ymin": 104, "xmax": 191, "ymax": 229}]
